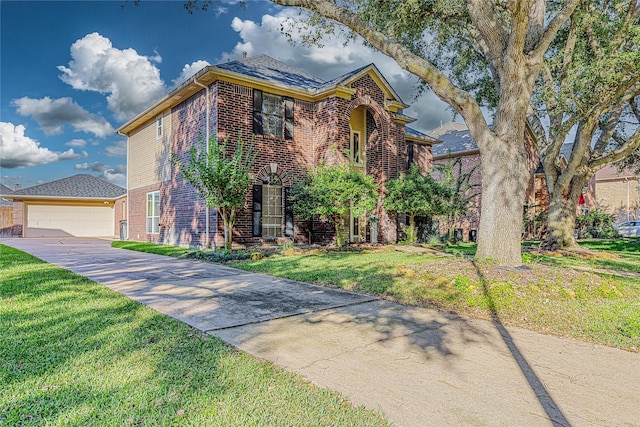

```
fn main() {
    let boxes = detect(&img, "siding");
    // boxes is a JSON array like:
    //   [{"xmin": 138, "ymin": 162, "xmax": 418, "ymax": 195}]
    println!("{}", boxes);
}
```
[{"xmin": 128, "ymin": 110, "xmax": 172, "ymax": 191}]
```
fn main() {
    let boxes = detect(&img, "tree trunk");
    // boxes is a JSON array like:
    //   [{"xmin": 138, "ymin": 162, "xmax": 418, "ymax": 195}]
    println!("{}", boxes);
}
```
[
  {"xmin": 543, "ymin": 175, "xmax": 587, "ymax": 250},
  {"xmin": 475, "ymin": 138, "xmax": 532, "ymax": 267},
  {"xmin": 220, "ymin": 207, "xmax": 235, "ymax": 250},
  {"xmin": 543, "ymin": 195, "xmax": 578, "ymax": 249},
  {"xmin": 333, "ymin": 214, "xmax": 348, "ymax": 248},
  {"xmin": 408, "ymin": 213, "xmax": 416, "ymax": 243}
]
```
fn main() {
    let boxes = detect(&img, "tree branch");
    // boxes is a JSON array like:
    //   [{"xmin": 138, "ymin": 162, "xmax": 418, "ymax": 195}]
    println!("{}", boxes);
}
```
[
  {"xmin": 530, "ymin": 0, "xmax": 580, "ymax": 62},
  {"xmin": 271, "ymin": 0, "xmax": 488, "ymax": 134}
]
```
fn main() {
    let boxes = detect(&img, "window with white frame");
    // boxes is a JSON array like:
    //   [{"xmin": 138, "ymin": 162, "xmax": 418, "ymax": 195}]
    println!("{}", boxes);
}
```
[
  {"xmin": 156, "ymin": 116, "xmax": 163, "ymax": 139},
  {"xmin": 147, "ymin": 191, "xmax": 160, "ymax": 234}
]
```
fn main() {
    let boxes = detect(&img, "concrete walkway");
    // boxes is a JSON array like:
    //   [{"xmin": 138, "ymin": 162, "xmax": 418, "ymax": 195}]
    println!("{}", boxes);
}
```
[{"xmin": 3, "ymin": 237, "xmax": 639, "ymax": 427}]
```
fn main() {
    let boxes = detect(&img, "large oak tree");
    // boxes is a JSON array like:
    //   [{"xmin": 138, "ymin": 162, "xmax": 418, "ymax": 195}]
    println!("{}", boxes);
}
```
[
  {"xmin": 272, "ymin": 0, "xmax": 580, "ymax": 266},
  {"xmin": 532, "ymin": 0, "xmax": 640, "ymax": 249}
]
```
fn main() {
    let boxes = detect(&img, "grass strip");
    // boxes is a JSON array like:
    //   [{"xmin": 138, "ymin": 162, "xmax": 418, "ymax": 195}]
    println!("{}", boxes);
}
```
[{"xmin": 0, "ymin": 244, "xmax": 387, "ymax": 427}]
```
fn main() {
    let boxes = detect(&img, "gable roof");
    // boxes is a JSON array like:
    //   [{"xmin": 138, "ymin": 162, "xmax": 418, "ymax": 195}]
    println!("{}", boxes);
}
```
[
  {"xmin": 8, "ymin": 174, "xmax": 126, "ymax": 200},
  {"xmin": 118, "ymin": 55, "xmax": 410, "ymax": 135},
  {"xmin": 216, "ymin": 54, "xmax": 327, "ymax": 91},
  {"xmin": 0, "ymin": 184, "xmax": 14, "ymax": 196},
  {"xmin": 430, "ymin": 122, "xmax": 477, "ymax": 158}
]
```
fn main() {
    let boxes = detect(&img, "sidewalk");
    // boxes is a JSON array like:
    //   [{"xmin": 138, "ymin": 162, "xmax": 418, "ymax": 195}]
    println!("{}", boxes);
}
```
[{"xmin": 4, "ymin": 238, "xmax": 639, "ymax": 427}]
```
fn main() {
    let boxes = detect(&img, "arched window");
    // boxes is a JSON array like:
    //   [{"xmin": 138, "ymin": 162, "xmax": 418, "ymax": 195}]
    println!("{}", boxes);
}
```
[{"xmin": 262, "ymin": 174, "xmax": 282, "ymax": 238}]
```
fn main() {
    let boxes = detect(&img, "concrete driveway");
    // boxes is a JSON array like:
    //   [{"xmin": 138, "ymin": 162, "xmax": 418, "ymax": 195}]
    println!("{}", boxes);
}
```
[{"xmin": 3, "ymin": 237, "xmax": 640, "ymax": 427}]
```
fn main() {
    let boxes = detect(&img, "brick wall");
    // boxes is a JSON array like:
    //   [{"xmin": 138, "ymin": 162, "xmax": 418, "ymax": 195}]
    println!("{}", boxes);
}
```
[
  {"xmin": 11, "ymin": 200, "xmax": 23, "ymax": 237},
  {"xmin": 130, "ymin": 72, "xmax": 427, "ymax": 247}
]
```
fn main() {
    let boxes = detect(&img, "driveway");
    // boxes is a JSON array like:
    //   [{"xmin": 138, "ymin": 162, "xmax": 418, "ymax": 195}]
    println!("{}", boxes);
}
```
[{"xmin": 3, "ymin": 237, "xmax": 640, "ymax": 427}]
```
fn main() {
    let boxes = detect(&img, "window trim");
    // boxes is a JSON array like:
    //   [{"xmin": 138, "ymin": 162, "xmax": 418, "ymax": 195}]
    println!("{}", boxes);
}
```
[
  {"xmin": 146, "ymin": 191, "xmax": 160, "ymax": 234},
  {"xmin": 156, "ymin": 116, "xmax": 163, "ymax": 139}
]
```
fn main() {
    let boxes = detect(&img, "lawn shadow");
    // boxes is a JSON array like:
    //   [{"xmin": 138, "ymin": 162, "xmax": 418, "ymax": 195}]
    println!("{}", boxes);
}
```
[{"xmin": 472, "ymin": 260, "xmax": 572, "ymax": 427}]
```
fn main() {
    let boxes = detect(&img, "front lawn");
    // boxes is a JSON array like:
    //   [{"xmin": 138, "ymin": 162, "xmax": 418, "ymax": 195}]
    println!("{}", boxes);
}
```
[
  {"xmin": 111, "ymin": 239, "xmax": 640, "ymax": 352},
  {"xmin": 0, "ymin": 245, "xmax": 387, "ymax": 426}
]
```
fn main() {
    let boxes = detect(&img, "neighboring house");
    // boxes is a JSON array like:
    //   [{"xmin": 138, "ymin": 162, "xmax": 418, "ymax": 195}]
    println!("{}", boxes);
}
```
[
  {"xmin": 430, "ymin": 122, "xmax": 482, "ymax": 241},
  {"xmin": 2, "ymin": 174, "xmax": 126, "ymax": 238},
  {"xmin": 117, "ymin": 54, "xmax": 437, "ymax": 248},
  {"xmin": 0, "ymin": 184, "xmax": 14, "ymax": 237},
  {"xmin": 429, "ymin": 122, "xmax": 594, "ymax": 241},
  {"xmin": 595, "ymin": 165, "xmax": 640, "ymax": 224}
]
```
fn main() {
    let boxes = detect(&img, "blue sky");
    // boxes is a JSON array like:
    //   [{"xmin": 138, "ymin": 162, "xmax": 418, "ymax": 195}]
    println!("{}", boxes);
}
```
[{"xmin": 1, "ymin": 0, "xmax": 452, "ymax": 190}]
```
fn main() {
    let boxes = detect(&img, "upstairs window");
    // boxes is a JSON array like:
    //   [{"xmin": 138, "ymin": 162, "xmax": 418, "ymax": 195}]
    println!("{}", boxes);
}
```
[
  {"xmin": 156, "ymin": 116, "xmax": 163, "ymax": 139},
  {"xmin": 253, "ymin": 89, "xmax": 294, "ymax": 140}
]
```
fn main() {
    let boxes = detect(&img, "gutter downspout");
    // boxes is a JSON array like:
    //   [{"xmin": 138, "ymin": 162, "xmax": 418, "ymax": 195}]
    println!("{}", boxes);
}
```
[
  {"xmin": 193, "ymin": 77, "xmax": 211, "ymax": 248},
  {"xmin": 117, "ymin": 130, "xmax": 129, "ymax": 241}
]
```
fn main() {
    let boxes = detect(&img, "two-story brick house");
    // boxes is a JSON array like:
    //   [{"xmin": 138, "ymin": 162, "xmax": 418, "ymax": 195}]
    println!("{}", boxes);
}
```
[{"xmin": 117, "ymin": 55, "xmax": 436, "ymax": 248}]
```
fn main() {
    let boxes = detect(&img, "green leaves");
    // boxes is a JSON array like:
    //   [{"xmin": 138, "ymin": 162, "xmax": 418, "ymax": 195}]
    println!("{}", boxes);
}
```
[
  {"xmin": 384, "ymin": 165, "xmax": 451, "ymax": 218},
  {"xmin": 289, "ymin": 163, "xmax": 379, "ymax": 246},
  {"xmin": 171, "ymin": 132, "xmax": 256, "ymax": 211}
]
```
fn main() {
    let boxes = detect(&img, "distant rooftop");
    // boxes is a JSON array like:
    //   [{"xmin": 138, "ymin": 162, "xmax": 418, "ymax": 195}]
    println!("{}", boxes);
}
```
[
  {"xmin": 429, "ymin": 122, "xmax": 477, "ymax": 157},
  {"xmin": 10, "ymin": 174, "xmax": 126, "ymax": 199}
]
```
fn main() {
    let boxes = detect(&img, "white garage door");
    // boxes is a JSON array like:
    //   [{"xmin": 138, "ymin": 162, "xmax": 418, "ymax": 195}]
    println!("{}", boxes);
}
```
[{"xmin": 27, "ymin": 205, "xmax": 114, "ymax": 237}]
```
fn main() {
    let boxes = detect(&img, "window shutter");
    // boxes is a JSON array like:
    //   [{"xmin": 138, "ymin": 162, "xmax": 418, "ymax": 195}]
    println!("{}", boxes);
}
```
[
  {"xmin": 253, "ymin": 89, "xmax": 263, "ymax": 135},
  {"xmin": 284, "ymin": 187, "xmax": 294, "ymax": 237},
  {"xmin": 284, "ymin": 97, "xmax": 294, "ymax": 140},
  {"xmin": 252, "ymin": 185, "xmax": 262, "ymax": 237}
]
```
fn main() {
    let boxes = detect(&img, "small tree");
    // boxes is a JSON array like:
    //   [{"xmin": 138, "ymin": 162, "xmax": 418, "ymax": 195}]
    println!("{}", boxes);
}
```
[
  {"xmin": 289, "ymin": 163, "xmax": 378, "ymax": 248},
  {"xmin": 434, "ymin": 157, "xmax": 481, "ymax": 241},
  {"xmin": 171, "ymin": 132, "xmax": 255, "ymax": 250},
  {"xmin": 384, "ymin": 165, "xmax": 451, "ymax": 243}
]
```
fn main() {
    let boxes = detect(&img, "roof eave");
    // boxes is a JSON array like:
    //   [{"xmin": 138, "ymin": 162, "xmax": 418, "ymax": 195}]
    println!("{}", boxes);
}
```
[{"xmin": 5, "ymin": 194, "xmax": 126, "ymax": 201}]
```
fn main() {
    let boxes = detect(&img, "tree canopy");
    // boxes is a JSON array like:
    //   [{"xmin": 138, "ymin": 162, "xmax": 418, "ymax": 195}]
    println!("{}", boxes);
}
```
[
  {"xmin": 384, "ymin": 165, "xmax": 452, "ymax": 243},
  {"xmin": 289, "ymin": 162, "xmax": 378, "ymax": 247}
]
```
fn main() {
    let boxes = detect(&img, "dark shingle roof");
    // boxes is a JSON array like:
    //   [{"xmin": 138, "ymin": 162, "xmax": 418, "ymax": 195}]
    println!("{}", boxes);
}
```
[
  {"xmin": 406, "ymin": 127, "xmax": 439, "ymax": 143},
  {"xmin": 216, "ymin": 55, "xmax": 327, "ymax": 91},
  {"xmin": 429, "ymin": 122, "xmax": 477, "ymax": 157},
  {"xmin": 0, "ymin": 184, "xmax": 14, "ymax": 196},
  {"xmin": 214, "ymin": 55, "xmax": 403, "ymax": 102},
  {"xmin": 14, "ymin": 174, "xmax": 126, "ymax": 199}
]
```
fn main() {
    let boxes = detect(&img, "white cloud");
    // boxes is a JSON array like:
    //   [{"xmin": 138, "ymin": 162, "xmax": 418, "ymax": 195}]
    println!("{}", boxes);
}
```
[
  {"xmin": 221, "ymin": 11, "xmax": 451, "ymax": 132},
  {"xmin": 13, "ymin": 96, "xmax": 114, "ymax": 138},
  {"xmin": 171, "ymin": 60, "xmax": 211, "ymax": 88},
  {"xmin": 66, "ymin": 138, "xmax": 87, "ymax": 148},
  {"xmin": 74, "ymin": 161, "xmax": 126, "ymax": 187},
  {"xmin": 103, "ymin": 169, "xmax": 126, "ymax": 187},
  {"xmin": 105, "ymin": 139, "xmax": 127, "ymax": 157},
  {"xmin": 0, "ymin": 122, "xmax": 82, "ymax": 168},
  {"xmin": 58, "ymin": 32, "xmax": 166, "ymax": 121}
]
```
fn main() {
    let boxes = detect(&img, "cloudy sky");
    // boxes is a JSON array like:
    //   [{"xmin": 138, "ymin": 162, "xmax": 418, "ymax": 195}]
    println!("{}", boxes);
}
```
[{"xmin": 1, "ymin": 0, "xmax": 453, "ymax": 190}]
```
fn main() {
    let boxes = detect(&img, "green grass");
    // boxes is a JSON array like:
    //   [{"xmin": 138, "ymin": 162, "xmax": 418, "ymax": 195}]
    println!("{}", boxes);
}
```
[
  {"xmin": 111, "ymin": 239, "xmax": 640, "ymax": 351},
  {"xmin": 0, "ymin": 245, "xmax": 387, "ymax": 427},
  {"xmin": 526, "ymin": 239, "xmax": 640, "ymax": 274}
]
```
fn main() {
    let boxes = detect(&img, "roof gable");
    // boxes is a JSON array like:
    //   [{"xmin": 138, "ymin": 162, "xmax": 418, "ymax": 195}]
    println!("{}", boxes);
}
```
[
  {"xmin": 119, "ymin": 55, "xmax": 410, "ymax": 134},
  {"xmin": 12, "ymin": 174, "xmax": 126, "ymax": 199}
]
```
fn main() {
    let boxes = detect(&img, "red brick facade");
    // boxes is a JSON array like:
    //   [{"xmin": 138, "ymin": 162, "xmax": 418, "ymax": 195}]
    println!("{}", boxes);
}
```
[{"xmin": 124, "ymin": 61, "xmax": 434, "ymax": 248}]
